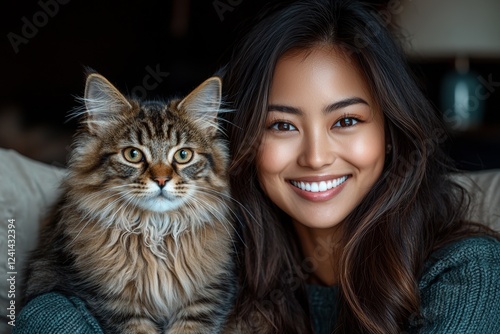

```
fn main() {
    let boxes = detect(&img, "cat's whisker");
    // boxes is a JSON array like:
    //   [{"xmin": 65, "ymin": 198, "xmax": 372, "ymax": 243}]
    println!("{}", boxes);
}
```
[
  {"xmin": 86, "ymin": 190, "xmax": 128, "ymax": 216},
  {"xmin": 216, "ymin": 116, "xmax": 240, "ymax": 133},
  {"xmin": 188, "ymin": 195, "xmax": 232, "ymax": 227},
  {"xmin": 187, "ymin": 188, "xmax": 247, "ymax": 249},
  {"xmin": 104, "ymin": 192, "xmax": 142, "ymax": 229},
  {"xmin": 188, "ymin": 187, "xmax": 242, "ymax": 218},
  {"xmin": 75, "ymin": 187, "xmax": 137, "ymax": 231},
  {"xmin": 188, "ymin": 191, "xmax": 237, "ymax": 228},
  {"xmin": 69, "ymin": 189, "xmax": 138, "ymax": 246},
  {"xmin": 191, "ymin": 184, "xmax": 260, "ymax": 228},
  {"xmin": 69, "ymin": 218, "xmax": 96, "ymax": 247},
  {"xmin": 187, "ymin": 195, "xmax": 240, "ymax": 249},
  {"xmin": 72, "ymin": 184, "xmax": 129, "ymax": 206},
  {"xmin": 66, "ymin": 103, "xmax": 87, "ymax": 123}
]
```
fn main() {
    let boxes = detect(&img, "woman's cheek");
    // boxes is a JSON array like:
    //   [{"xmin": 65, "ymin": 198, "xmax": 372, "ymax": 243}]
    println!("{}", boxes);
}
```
[
  {"xmin": 342, "ymin": 128, "xmax": 385, "ymax": 172},
  {"xmin": 257, "ymin": 136, "xmax": 293, "ymax": 174}
]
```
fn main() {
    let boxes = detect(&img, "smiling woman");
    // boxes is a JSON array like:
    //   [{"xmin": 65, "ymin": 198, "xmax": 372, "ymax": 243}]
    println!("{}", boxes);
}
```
[
  {"xmin": 220, "ymin": 0, "xmax": 500, "ymax": 333},
  {"xmin": 259, "ymin": 46, "xmax": 386, "ymax": 233}
]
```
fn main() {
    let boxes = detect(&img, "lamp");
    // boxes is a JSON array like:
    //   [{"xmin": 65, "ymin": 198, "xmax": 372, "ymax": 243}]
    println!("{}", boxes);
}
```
[{"xmin": 397, "ymin": 0, "xmax": 500, "ymax": 131}]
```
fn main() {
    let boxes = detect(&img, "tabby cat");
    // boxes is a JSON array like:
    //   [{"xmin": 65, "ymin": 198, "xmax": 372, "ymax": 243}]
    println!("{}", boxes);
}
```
[{"xmin": 23, "ymin": 73, "xmax": 236, "ymax": 333}]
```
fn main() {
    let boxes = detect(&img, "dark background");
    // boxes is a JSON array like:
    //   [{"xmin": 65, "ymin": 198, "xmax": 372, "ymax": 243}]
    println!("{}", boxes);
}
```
[{"xmin": 1, "ymin": 0, "xmax": 499, "ymax": 169}]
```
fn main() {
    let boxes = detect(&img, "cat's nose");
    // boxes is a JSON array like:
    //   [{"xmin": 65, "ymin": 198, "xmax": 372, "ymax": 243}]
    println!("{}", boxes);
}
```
[{"xmin": 154, "ymin": 176, "xmax": 171, "ymax": 189}]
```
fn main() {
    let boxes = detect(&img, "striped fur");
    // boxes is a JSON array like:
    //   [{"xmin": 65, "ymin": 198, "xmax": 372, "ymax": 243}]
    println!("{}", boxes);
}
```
[{"xmin": 24, "ymin": 74, "xmax": 236, "ymax": 333}]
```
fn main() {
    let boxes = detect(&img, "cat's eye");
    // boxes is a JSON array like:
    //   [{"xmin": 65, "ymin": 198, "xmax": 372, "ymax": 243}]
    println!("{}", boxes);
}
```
[
  {"xmin": 173, "ymin": 148, "xmax": 193, "ymax": 164},
  {"xmin": 123, "ymin": 147, "xmax": 144, "ymax": 163}
]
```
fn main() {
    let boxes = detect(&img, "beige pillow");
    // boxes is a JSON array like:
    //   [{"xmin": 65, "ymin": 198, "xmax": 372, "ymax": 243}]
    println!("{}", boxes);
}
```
[
  {"xmin": 0, "ymin": 149, "xmax": 65, "ymax": 333},
  {"xmin": 454, "ymin": 170, "xmax": 500, "ymax": 232}
]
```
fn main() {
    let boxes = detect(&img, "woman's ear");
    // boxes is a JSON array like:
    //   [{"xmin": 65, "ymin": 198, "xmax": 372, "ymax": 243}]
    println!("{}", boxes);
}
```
[
  {"xmin": 384, "ymin": 120, "xmax": 393, "ymax": 155},
  {"xmin": 386, "ymin": 144, "xmax": 393, "ymax": 155}
]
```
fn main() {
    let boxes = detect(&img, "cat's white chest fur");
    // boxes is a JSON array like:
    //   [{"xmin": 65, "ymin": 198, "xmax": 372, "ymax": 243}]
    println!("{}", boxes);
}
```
[{"xmin": 70, "ymin": 215, "xmax": 232, "ymax": 318}]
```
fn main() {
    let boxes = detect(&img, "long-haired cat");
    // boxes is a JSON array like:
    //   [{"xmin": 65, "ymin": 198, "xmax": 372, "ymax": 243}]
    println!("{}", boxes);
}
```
[{"xmin": 23, "ymin": 73, "xmax": 236, "ymax": 333}]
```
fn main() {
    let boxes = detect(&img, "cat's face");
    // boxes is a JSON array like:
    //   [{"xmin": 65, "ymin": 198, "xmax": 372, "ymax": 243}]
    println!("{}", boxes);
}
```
[
  {"xmin": 102, "ymin": 101, "xmax": 227, "ymax": 213},
  {"xmin": 69, "ymin": 74, "xmax": 229, "ymax": 216}
]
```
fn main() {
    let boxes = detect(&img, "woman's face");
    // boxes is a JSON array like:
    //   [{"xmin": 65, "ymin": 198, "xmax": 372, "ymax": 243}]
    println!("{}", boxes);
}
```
[{"xmin": 257, "ymin": 46, "xmax": 386, "ymax": 231}]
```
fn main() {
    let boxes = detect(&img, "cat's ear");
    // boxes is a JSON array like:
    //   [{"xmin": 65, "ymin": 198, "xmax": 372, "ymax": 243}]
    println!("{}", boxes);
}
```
[
  {"xmin": 177, "ymin": 77, "xmax": 221, "ymax": 136},
  {"xmin": 83, "ymin": 73, "xmax": 132, "ymax": 135}
]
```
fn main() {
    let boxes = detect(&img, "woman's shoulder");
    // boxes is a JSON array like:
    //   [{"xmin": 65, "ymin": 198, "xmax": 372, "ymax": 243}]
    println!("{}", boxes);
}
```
[
  {"xmin": 421, "ymin": 236, "xmax": 499, "ymax": 282},
  {"xmin": 420, "ymin": 235, "xmax": 499, "ymax": 290},
  {"xmin": 414, "ymin": 236, "xmax": 500, "ymax": 333},
  {"xmin": 14, "ymin": 292, "xmax": 103, "ymax": 334}
]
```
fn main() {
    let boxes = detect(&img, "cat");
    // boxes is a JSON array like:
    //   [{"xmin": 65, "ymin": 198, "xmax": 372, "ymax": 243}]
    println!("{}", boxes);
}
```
[{"xmin": 23, "ymin": 72, "xmax": 237, "ymax": 334}]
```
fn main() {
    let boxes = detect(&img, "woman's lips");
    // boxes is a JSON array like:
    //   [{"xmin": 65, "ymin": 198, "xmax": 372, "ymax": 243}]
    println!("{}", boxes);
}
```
[{"xmin": 288, "ymin": 175, "xmax": 350, "ymax": 201}]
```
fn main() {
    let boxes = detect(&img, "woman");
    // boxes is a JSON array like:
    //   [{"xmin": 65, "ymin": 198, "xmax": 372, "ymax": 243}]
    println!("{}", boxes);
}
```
[{"xmin": 221, "ymin": 0, "xmax": 500, "ymax": 333}]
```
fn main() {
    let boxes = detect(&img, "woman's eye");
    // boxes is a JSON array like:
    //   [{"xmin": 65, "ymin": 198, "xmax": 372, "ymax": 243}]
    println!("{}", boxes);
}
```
[
  {"xmin": 269, "ymin": 122, "xmax": 297, "ymax": 131},
  {"xmin": 123, "ymin": 147, "xmax": 144, "ymax": 163},
  {"xmin": 333, "ymin": 117, "xmax": 359, "ymax": 128},
  {"xmin": 173, "ymin": 148, "xmax": 194, "ymax": 164}
]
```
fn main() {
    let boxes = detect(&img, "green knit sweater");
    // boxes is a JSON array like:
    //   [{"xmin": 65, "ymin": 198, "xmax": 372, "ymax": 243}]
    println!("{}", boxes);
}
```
[
  {"xmin": 308, "ymin": 236, "xmax": 500, "ymax": 334},
  {"xmin": 14, "ymin": 237, "xmax": 500, "ymax": 333}
]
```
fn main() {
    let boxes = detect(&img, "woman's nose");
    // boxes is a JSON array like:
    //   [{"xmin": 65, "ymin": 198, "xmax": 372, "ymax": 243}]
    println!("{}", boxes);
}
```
[{"xmin": 297, "ymin": 131, "xmax": 335, "ymax": 169}]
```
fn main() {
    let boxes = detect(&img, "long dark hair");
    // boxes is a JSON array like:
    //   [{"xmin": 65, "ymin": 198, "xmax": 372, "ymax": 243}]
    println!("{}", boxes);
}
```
[{"xmin": 221, "ymin": 0, "xmax": 498, "ymax": 333}]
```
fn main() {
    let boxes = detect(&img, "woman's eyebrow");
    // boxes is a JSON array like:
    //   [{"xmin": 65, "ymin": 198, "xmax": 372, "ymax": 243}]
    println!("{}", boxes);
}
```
[
  {"xmin": 267, "ymin": 104, "xmax": 302, "ymax": 115},
  {"xmin": 323, "ymin": 97, "xmax": 369, "ymax": 114},
  {"xmin": 267, "ymin": 97, "xmax": 369, "ymax": 115}
]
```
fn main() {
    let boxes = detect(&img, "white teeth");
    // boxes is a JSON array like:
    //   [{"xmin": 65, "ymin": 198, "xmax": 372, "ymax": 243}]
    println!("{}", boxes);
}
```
[
  {"xmin": 311, "ymin": 183, "xmax": 319, "ymax": 192},
  {"xmin": 291, "ymin": 176, "xmax": 348, "ymax": 193},
  {"xmin": 319, "ymin": 181, "xmax": 327, "ymax": 192}
]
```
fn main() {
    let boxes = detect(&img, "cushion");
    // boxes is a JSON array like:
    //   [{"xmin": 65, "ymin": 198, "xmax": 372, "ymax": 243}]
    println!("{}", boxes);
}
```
[
  {"xmin": 0, "ymin": 149, "xmax": 65, "ymax": 333},
  {"xmin": 454, "ymin": 170, "xmax": 500, "ymax": 231}
]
